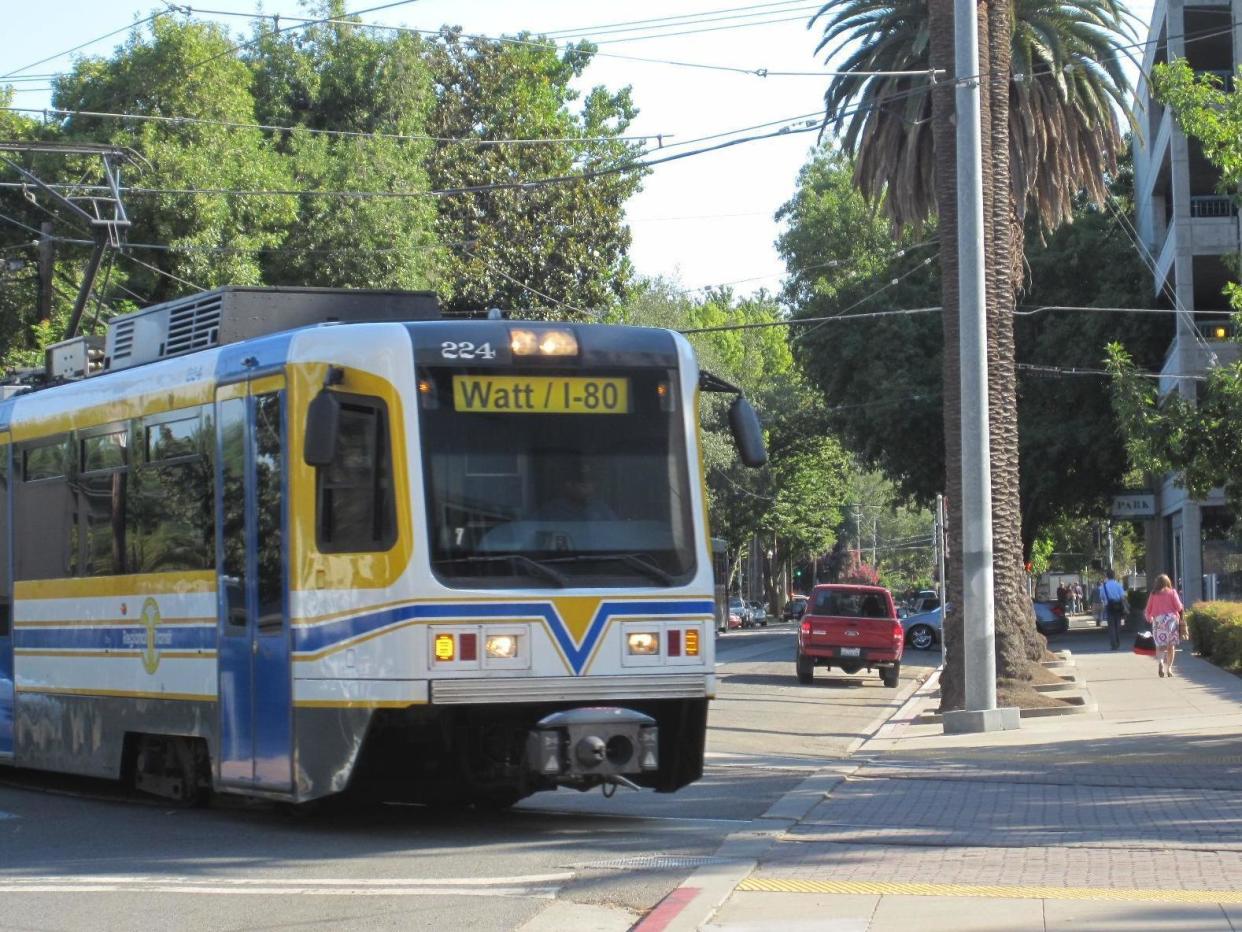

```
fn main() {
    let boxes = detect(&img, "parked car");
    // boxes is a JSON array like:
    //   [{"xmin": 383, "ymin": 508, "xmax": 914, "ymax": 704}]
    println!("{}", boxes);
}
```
[
  {"xmin": 748, "ymin": 600, "xmax": 768, "ymax": 627},
  {"xmin": 1033, "ymin": 600, "xmax": 1069, "ymax": 636},
  {"xmin": 728, "ymin": 596, "xmax": 748, "ymax": 628},
  {"xmin": 902, "ymin": 606, "xmax": 943, "ymax": 651},
  {"xmin": 906, "ymin": 590, "xmax": 941, "ymax": 615},
  {"xmin": 782, "ymin": 595, "xmax": 809, "ymax": 622},
  {"xmin": 795, "ymin": 584, "xmax": 904, "ymax": 687},
  {"xmin": 725, "ymin": 611, "xmax": 744, "ymax": 630}
]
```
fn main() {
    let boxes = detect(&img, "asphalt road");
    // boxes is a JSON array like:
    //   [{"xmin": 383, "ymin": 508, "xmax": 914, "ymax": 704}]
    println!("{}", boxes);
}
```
[{"xmin": 0, "ymin": 622, "xmax": 938, "ymax": 931}]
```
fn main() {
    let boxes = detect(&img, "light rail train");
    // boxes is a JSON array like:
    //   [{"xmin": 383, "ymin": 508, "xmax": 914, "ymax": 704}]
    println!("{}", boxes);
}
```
[{"xmin": 0, "ymin": 287, "xmax": 764, "ymax": 806}]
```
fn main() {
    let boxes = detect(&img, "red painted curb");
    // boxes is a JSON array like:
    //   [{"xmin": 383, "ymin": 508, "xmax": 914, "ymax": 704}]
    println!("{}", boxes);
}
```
[{"xmin": 632, "ymin": 886, "xmax": 701, "ymax": 932}]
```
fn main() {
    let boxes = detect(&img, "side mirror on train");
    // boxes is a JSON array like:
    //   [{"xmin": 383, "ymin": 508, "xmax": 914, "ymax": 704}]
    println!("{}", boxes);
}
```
[
  {"xmin": 728, "ymin": 396, "xmax": 767, "ymax": 468},
  {"xmin": 304, "ymin": 390, "xmax": 341, "ymax": 467}
]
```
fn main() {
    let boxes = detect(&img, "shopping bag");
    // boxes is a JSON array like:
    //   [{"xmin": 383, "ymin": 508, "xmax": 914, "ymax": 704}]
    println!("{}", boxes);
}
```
[{"xmin": 1133, "ymin": 630, "xmax": 1156, "ymax": 656}]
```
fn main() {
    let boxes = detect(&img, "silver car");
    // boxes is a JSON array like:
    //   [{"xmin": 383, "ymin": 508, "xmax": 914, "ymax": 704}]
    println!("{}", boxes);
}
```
[{"xmin": 902, "ymin": 606, "xmax": 943, "ymax": 650}]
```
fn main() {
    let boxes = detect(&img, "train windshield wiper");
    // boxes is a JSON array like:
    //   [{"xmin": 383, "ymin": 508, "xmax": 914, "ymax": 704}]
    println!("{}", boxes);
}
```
[
  {"xmin": 436, "ymin": 554, "xmax": 568, "ymax": 587},
  {"xmin": 544, "ymin": 552, "xmax": 675, "ymax": 586}
]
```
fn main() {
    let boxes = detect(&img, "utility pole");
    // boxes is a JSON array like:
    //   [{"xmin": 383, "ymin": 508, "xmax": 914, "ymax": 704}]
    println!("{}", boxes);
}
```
[
  {"xmin": 936, "ymin": 493, "xmax": 948, "ymax": 666},
  {"xmin": 942, "ymin": 0, "xmax": 1018, "ymax": 735},
  {"xmin": 1106, "ymin": 521, "xmax": 1115, "ymax": 575},
  {"xmin": 37, "ymin": 221, "xmax": 54, "ymax": 322}
]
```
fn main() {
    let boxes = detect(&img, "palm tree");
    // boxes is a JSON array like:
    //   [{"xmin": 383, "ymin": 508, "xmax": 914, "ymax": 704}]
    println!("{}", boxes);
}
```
[
  {"xmin": 812, "ymin": 0, "xmax": 1132, "ymax": 230},
  {"xmin": 809, "ymin": 0, "xmax": 1132, "ymax": 708}
]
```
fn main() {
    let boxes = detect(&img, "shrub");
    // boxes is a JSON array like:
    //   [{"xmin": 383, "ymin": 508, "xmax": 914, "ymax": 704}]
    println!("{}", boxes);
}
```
[
  {"xmin": 1215, "ymin": 625, "xmax": 1242, "ymax": 672},
  {"xmin": 1185, "ymin": 601, "xmax": 1242, "ymax": 660}
]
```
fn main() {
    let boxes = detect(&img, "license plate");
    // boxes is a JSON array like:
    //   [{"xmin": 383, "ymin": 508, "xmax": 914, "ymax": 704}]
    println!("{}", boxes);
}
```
[
  {"xmin": 839, "ymin": 647, "xmax": 861, "ymax": 657},
  {"xmin": 453, "ymin": 375, "xmax": 629, "ymax": 414}
]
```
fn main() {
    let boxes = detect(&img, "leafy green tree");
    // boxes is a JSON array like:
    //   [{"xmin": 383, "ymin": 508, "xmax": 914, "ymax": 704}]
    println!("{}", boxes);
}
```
[
  {"xmin": 246, "ymin": 5, "xmax": 443, "ymax": 290},
  {"xmin": 615, "ymin": 282, "xmax": 852, "ymax": 610},
  {"xmin": 811, "ymin": 0, "xmax": 1133, "ymax": 707},
  {"xmin": 1106, "ymin": 62, "xmax": 1242, "ymax": 521},
  {"xmin": 425, "ymin": 29, "xmax": 644, "ymax": 316},
  {"xmin": 780, "ymin": 150, "xmax": 1166, "ymax": 538},
  {"xmin": 53, "ymin": 17, "xmax": 297, "ymax": 302}
]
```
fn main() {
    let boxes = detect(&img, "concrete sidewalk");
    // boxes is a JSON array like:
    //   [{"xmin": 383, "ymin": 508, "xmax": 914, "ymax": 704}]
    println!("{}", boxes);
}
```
[{"xmin": 651, "ymin": 629, "xmax": 1242, "ymax": 931}]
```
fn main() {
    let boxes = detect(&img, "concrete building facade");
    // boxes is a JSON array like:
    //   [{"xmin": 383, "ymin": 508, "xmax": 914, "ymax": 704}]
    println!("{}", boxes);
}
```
[{"xmin": 1133, "ymin": 0, "xmax": 1242, "ymax": 605}]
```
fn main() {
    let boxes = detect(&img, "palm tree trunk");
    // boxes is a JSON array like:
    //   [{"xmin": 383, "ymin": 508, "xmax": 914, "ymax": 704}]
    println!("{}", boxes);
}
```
[
  {"xmin": 985, "ymin": 0, "xmax": 1047, "ymax": 678},
  {"xmin": 934, "ymin": 0, "xmax": 1042, "ymax": 711}
]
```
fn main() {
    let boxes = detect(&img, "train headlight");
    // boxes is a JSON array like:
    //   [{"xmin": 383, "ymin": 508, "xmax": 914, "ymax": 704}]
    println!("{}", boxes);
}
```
[
  {"xmin": 486, "ymin": 634, "xmax": 518, "ymax": 659},
  {"xmin": 434, "ymin": 633, "xmax": 455, "ymax": 662},
  {"xmin": 510, "ymin": 327, "xmax": 578, "ymax": 356},
  {"xmin": 627, "ymin": 632, "xmax": 659, "ymax": 655}
]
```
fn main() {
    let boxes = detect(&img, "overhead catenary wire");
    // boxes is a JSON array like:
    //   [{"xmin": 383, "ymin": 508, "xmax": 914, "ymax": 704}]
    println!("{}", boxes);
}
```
[
  {"xmin": 3, "ymin": 105, "xmax": 670, "ymax": 148},
  {"xmin": 0, "ymin": 10, "xmax": 170, "ymax": 79},
  {"xmin": 170, "ymin": 4, "xmax": 944, "ymax": 80}
]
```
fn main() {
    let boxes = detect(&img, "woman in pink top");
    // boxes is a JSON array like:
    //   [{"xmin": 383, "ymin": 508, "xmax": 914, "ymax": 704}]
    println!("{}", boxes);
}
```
[{"xmin": 1145, "ymin": 574, "xmax": 1185, "ymax": 678}]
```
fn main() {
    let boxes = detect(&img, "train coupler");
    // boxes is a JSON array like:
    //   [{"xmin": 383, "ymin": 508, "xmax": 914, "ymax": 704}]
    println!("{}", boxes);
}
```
[{"xmin": 525, "ymin": 707, "xmax": 658, "ymax": 784}]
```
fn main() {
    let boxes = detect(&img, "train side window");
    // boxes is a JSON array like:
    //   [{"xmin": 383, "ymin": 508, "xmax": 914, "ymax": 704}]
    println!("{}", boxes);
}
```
[
  {"xmin": 316, "ymin": 397, "xmax": 396, "ymax": 554},
  {"xmin": 24, "ymin": 441, "xmax": 67, "ymax": 481},
  {"xmin": 128, "ymin": 407, "xmax": 213, "ymax": 573},
  {"xmin": 147, "ymin": 415, "xmax": 199, "ymax": 462},
  {"xmin": 254, "ymin": 393, "xmax": 285, "ymax": 633},
  {"xmin": 78, "ymin": 429, "xmax": 130, "ymax": 577},
  {"xmin": 15, "ymin": 436, "xmax": 74, "ymax": 580}
]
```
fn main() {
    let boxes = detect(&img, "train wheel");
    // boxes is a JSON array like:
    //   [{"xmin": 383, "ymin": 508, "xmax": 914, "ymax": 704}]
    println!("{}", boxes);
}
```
[{"xmin": 131, "ymin": 735, "xmax": 211, "ymax": 806}]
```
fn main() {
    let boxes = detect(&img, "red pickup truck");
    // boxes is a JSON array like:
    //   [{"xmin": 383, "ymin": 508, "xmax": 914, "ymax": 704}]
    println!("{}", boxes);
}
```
[{"xmin": 795, "ymin": 584, "xmax": 904, "ymax": 688}]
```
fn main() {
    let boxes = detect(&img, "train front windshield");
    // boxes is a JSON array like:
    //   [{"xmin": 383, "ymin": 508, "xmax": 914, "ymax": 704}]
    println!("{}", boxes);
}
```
[{"xmin": 418, "ymin": 366, "xmax": 697, "ymax": 588}]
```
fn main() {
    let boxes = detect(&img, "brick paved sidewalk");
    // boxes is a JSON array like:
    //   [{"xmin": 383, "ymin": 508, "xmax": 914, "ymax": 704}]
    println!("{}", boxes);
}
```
[{"xmin": 704, "ymin": 631, "xmax": 1242, "ymax": 931}]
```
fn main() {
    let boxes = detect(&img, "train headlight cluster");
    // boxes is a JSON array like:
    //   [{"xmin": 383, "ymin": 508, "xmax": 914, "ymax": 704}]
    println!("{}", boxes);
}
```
[
  {"xmin": 621, "ymin": 622, "xmax": 708, "ymax": 667},
  {"xmin": 626, "ymin": 632, "xmax": 660, "ymax": 655},
  {"xmin": 430, "ymin": 626, "xmax": 529, "ymax": 670},
  {"xmin": 485, "ymin": 634, "xmax": 519, "ymax": 659}
]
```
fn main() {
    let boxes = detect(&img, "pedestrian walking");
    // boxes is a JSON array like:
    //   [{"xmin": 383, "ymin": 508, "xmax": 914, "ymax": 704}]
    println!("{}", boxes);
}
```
[
  {"xmin": 1101, "ymin": 570, "xmax": 1127, "ymax": 650},
  {"xmin": 1145, "ymin": 574, "xmax": 1186, "ymax": 678}
]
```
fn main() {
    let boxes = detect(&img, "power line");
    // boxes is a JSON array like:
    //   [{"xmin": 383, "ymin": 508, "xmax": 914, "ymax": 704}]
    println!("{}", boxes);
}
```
[
  {"xmin": 177, "ymin": 4, "xmax": 942, "ymax": 80},
  {"xmin": 0, "ymin": 117, "xmax": 828, "ymax": 201},
  {"xmin": 0, "ymin": 11, "xmax": 170, "ymax": 79},
  {"xmin": 681, "ymin": 305, "xmax": 943, "ymax": 335},
  {"xmin": 4, "ymin": 105, "xmax": 666, "ymax": 148},
  {"xmin": 1017, "ymin": 363, "xmax": 1205, "ymax": 381},
  {"xmin": 179, "ymin": 0, "xmax": 423, "ymax": 78}
]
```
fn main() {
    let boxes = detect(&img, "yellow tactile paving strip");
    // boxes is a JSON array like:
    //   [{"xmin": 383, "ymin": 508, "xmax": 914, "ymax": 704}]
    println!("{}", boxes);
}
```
[{"xmin": 737, "ymin": 879, "xmax": 1242, "ymax": 904}]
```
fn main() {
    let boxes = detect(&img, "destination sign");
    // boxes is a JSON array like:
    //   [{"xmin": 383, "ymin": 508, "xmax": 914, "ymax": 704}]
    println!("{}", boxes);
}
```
[{"xmin": 453, "ymin": 375, "xmax": 630, "ymax": 414}]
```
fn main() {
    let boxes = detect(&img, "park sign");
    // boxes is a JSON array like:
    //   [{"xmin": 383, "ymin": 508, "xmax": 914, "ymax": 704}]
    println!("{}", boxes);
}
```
[{"xmin": 1112, "ymin": 491, "xmax": 1157, "ymax": 519}]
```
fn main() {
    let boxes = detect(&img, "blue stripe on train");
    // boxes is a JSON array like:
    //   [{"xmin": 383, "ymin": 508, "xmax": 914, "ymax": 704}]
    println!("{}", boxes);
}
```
[
  {"xmin": 293, "ymin": 600, "xmax": 715, "ymax": 675},
  {"xmin": 13, "ymin": 626, "xmax": 217, "ymax": 652}
]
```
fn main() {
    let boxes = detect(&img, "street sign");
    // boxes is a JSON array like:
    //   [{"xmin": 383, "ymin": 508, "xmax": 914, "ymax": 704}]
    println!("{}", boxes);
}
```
[{"xmin": 1111, "ymin": 492, "xmax": 1156, "ymax": 519}]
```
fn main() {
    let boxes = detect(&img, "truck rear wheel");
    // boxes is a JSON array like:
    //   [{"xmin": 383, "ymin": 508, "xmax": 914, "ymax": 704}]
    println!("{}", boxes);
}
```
[
  {"xmin": 795, "ymin": 651, "xmax": 814, "ymax": 684},
  {"xmin": 881, "ymin": 664, "xmax": 900, "ymax": 688}
]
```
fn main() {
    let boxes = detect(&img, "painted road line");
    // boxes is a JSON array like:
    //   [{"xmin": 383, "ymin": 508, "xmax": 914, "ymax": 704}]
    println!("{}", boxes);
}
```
[
  {"xmin": 737, "ymin": 878, "xmax": 1242, "ymax": 904},
  {"xmin": 0, "ymin": 873, "xmax": 570, "ymax": 898}
]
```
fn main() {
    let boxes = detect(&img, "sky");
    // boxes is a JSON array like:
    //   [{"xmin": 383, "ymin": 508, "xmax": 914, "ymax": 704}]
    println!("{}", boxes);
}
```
[{"xmin": 1, "ymin": 0, "xmax": 1158, "ymax": 301}]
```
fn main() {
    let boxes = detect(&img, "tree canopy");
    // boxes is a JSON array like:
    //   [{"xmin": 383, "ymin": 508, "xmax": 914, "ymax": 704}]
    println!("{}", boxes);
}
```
[
  {"xmin": 779, "ymin": 147, "xmax": 1169, "ymax": 552},
  {"xmin": 0, "ymin": 6, "xmax": 644, "ymax": 368},
  {"xmin": 1107, "ymin": 62, "xmax": 1242, "ymax": 511}
]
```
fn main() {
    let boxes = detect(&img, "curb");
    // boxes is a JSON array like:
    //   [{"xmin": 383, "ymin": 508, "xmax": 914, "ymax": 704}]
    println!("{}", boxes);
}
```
[{"xmin": 630, "ymin": 667, "xmax": 932, "ymax": 931}]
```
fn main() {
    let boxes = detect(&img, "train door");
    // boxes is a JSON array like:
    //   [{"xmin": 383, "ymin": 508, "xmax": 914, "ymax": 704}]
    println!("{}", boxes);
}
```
[
  {"xmin": 0, "ymin": 436, "xmax": 11, "ymax": 761},
  {"xmin": 215, "ymin": 379, "xmax": 292, "ymax": 792}
]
